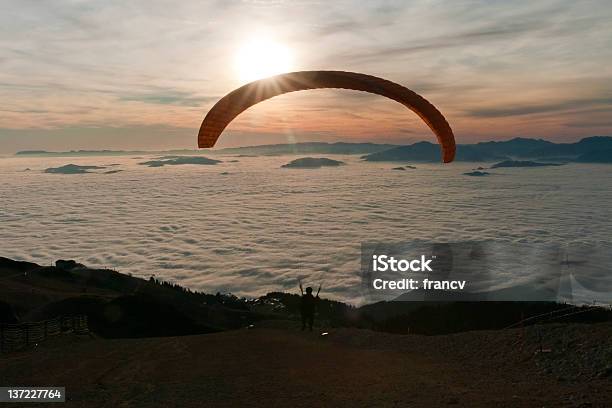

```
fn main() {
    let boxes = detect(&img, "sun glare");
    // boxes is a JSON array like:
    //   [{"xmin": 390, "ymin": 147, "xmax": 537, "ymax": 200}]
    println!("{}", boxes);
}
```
[{"xmin": 234, "ymin": 38, "xmax": 293, "ymax": 83}]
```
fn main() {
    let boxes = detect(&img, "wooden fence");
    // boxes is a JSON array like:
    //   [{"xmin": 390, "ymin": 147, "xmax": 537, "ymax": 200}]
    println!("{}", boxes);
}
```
[{"xmin": 1, "ymin": 315, "xmax": 88, "ymax": 353}]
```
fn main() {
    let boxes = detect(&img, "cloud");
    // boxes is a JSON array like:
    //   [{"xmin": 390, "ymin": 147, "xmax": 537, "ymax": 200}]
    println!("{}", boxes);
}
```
[
  {"xmin": 1, "ymin": 0, "xmax": 612, "ymax": 147},
  {"xmin": 336, "ymin": 20, "xmax": 545, "ymax": 63},
  {"xmin": 565, "ymin": 120, "xmax": 612, "ymax": 128},
  {"xmin": 4, "ymin": 154, "xmax": 612, "ymax": 304},
  {"xmin": 315, "ymin": 20, "xmax": 360, "ymax": 36},
  {"xmin": 465, "ymin": 97, "xmax": 612, "ymax": 118},
  {"xmin": 119, "ymin": 90, "xmax": 219, "ymax": 107}
]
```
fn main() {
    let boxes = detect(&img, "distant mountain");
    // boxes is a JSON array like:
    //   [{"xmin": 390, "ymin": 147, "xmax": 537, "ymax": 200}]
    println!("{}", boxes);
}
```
[
  {"xmin": 139, "ymin": 156, "xmax": 221, "ymax": 167},
  {"xmin": 216, "ymin": 142, "xmax": 396, "ymax": 156},
  {"xmin": 521, "ymin": 136, "xmax": 612, "ymax": 159},
  {"xmin": 360, "ymin": 142, "xmax": 439, "ymax": 162},
  {"xmin": 14, "ymin": 136, "xmax": 612, "ymax": 162},
  {"xmin": 361, "ymin": 136, "xmax": 612, "ymax": 163},
  {"xmin": 15, "ymin": 149, "xmax": 201, "ymax": 157},
  {"xmin": 281, "ymin": 157, "xmax": 345, "ymax": 168},
  {"xmin": 473, "ymin": 137, "xmax": 555, "ymax": 157},
  {"xmin": 361, "ymin": 142, "xmax": 508, "ymax": 162},
  {"xmin": 575, "ymin": 148, "xmax": 612, "ymax": 163},
  {"xmin": 15, "ymin": 143, "xmax": 394, "ymax": 157},
  {"xmin": 490, "ymin": 160, "xmax": 565, "ymax": 168},
  {"xmin": 44, "ymin": 164, "xmax": 107, "ymax": 174},
  {"xmin": 464, "ymin": 171, "xmax": 490, "ymax": 176},
  {"xmin": 15, "ymin": 150, "xmax": 49, "ymax": 155}
]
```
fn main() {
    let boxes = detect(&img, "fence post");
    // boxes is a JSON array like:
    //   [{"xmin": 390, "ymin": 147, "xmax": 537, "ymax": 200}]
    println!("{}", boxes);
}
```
[
  {"xmin": 537, "ymin": 327, "xmax": 543, "ymax": 353},
  {"xmin": 2, "ymin": 314, "xmax": 88, "ymax": 352}
]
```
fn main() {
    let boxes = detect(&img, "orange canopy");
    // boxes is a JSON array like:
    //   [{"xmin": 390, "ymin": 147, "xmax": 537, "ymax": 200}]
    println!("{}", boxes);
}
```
[{"xmin": 198, "ymin": 71, "xmax": 455, "ymax": 163}]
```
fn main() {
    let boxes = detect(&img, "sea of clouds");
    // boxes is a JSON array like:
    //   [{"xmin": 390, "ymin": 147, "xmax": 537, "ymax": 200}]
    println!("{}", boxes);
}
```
[{"xmin": 1, "ymin": 154, "xmax": 611, "ymax": 305}]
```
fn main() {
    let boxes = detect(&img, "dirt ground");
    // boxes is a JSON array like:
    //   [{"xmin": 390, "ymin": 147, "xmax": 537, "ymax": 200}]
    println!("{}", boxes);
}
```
[{"xmin": 2, "ymin": 326, "xmax": 610, "ymax": 407}]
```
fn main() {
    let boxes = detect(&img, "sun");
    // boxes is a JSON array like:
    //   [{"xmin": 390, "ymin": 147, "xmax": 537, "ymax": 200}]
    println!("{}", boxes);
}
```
[{"xmin": 234, "ymin": 37, "xmax": 294, "ymax": 83}]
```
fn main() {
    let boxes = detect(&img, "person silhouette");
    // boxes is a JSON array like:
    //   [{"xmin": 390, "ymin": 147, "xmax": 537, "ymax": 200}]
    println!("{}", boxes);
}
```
[{"xmin": 300, "ymin": 286, "xmax": 318, "ymax": 331}]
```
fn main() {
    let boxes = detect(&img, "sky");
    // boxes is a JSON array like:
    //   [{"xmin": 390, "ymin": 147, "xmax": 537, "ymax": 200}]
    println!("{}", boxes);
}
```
[{"xmin": 1, "ymin": 0, "xmax": 611, "ymax": 153}]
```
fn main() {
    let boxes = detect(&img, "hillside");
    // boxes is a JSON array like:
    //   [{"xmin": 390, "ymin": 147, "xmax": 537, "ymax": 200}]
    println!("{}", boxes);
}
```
[
  {"xmin": 0, "ymin": 257, "xmax": 261, "ymax": 336},
  {"xmin": 2, "ymin": 257, "xmax": 611, "ymax": 406},
  {"xmin": 2, "ymin": 257, "xmax": 610, "ymax": 338}
]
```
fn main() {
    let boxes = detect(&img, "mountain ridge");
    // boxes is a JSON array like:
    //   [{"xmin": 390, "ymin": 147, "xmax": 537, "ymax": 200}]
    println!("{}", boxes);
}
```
[
  {"xmin": 13, "ymin": 136, "xmax": 612, "ymax": 163},
  {"xmin": 362, "ymin": 136, "xmax": 612, "ymax": 163}
]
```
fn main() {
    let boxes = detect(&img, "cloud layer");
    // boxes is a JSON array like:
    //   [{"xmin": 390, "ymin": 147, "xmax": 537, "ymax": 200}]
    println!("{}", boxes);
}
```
[{"xmin": 2, "ymin": 155, "xmax": 612, "ymax": 304}]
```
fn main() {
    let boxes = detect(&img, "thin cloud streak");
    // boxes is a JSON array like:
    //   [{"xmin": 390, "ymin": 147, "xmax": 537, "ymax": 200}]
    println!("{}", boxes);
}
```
[{"xmin": 465, "ymin": 97, "xmax": 612, "ymax": 118}]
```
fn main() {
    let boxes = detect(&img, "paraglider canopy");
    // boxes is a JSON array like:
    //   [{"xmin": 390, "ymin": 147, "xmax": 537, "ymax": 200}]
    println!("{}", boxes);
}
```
[{"xmin": 198, "ymin": 71, "xmax": 456, "ymax": 163}]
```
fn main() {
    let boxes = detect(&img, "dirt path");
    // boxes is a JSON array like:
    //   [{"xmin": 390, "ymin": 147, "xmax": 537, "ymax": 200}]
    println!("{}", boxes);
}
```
[{"xmin": 2, "ymin": 328, "xmax": 610, "ymax": 407}]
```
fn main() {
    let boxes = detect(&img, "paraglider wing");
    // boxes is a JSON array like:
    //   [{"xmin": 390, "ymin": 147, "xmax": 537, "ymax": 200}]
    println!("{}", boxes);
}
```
[{"xmin": 198, "ymin": 71, "xmax": 456, "ymax": 163}]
